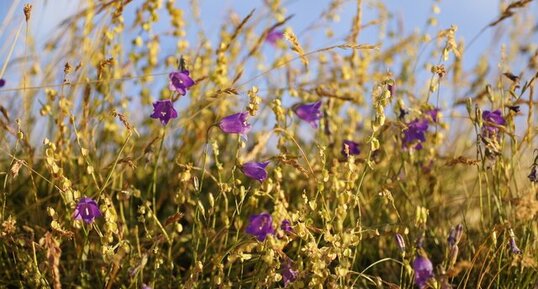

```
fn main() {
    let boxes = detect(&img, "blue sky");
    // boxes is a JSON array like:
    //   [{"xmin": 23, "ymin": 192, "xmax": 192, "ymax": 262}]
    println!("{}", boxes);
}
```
[
  {"xmin": 0, "ymin": 0, "xmax": 520, "ymax": 100},
  {"xmin": 185, "ymin": 0, "xmax": 501, "ymax": 64},
  {"xmin": 0, "ymin": 0, "xmax": 533, "ymax": 104},
  {"xmin": 0, "ymin": 0, "xmax": 536, "ymax": 143},
  {"xmin": 0, "ymin": 0, "xmax": 518, "ymax": 89},
  {"xmin": 0, "ymin": 0, "xmax": 504, "ymax": 72}
]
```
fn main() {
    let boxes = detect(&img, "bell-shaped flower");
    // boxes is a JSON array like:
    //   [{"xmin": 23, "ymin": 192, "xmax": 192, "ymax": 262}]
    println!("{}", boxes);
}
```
[
  {"xmin": 169, "ymin": 70, "xmax": 195, "ymax": 95},
  {"xmin": 293, "ymin": 101, "xmax": 322, "ymax": 128},
  {"xmin": 73, "ymin": 197, "xmax": 102, "ymax": 224},
  {"xmin": 245, "ymin": 212, "xmax": 274, "ymax": 241},
  {"xmin": 150, "ymin": 100, "xmax": 178, "ymax": 125},
  {"xmin": 218, "ymin": 112, "xmax": 251, "ymax": 139},
  {"xmin": 413, "ymin": 255, "xmax": 434, "ymax": 289},
  {"xmin": 342, "ymin": 140, "xmax": 360, "ymax": 157},
  {"xmin": 266, "ymin": 29, "xmax": 284, "ymax": 45},
  {"xmin": 241, "ymin": 161, "xmax": 270, "ymax": 182}
]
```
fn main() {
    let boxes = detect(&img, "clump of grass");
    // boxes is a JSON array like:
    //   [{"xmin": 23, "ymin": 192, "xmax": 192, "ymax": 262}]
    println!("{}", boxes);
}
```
[{"xmin": 0, "ymin": 0, "xmax": 537, "ymax": 288}]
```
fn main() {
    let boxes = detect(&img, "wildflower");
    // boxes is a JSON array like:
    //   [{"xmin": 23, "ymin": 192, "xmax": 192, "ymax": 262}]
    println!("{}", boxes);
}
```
[
  {"xmin": 241, "ymin": 161, "xmax": 270, "ymax": 182},
  {"xmin": 246, "ymin": 212, "xmax": 274, "ymax": 241},
  {"xmin": 281, "ymin": 261, "xmax": 298, "ymax": 287},
  {"xmin": 342, "ymin": 140, "xmax": 360, "ymax": 157},
  {"xmin": 0, "ymin": 79, "xmax": 5, "ymax": 88},
  {"xmin": 509, "ymin": 237, "xmax": 522, "ymax": 254},
  {"xmin": 509, "ymin": 229, "xmax": 522, "ymax": 254},
  {"xmin": 168, "ymin": 70, "xmax": 194, "ymax": 95},
  {"xmin": 447, "ymin": 224, "xmax": 463, "ymax": 247},
  {"xmin": 481, "ymin": 110, "xmax": 505, "ymax": 137},
  {"xmin": 73, "ymin": 197, "xmax": 102, "ymax": 224},
  {"xmin": 141, "ymin": 284, "xmax": 151, "ymax": 289},
  {"xmin": 403, "ymin": 119, "xmax": 429, "ymax": 150},
  {"xmin": 395, "ymin": 233, "xmax": 406, "ymax": 253},
  {"xmin": 425, "ymin": 108, "xmax": 440, "ymax": 122},
  {"xmin": 218, "ymin": 112, "xmax": 251, "ymax": 139},
  {"xmin": 528, "ymin": 166, "xmax": 537, "ymax": 183},
  {"xmin": 293, "ymin": 101, "xmax": 322, "ymax": 128},
  {"xmin": 413, "ymin": 255, "xmax": 434, "ymax": 289},
  {"xmin": 266, "ymin": 29, "xmax": 284, "ymax": 45},
  {"xmin": 281, "ymin": 219, "xmax": 292, "ymax": 233},
  {"xmin": 1, "ymin": 216, "xmax": 16, "ymax": 236},
  {"xmin": 150, "ymin": 99, "xmax": 178, "ymax": 125}
]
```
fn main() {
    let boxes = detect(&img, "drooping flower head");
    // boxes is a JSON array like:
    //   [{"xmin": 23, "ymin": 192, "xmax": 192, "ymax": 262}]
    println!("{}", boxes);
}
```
[
  {"xmin": 509, "ymin": 237, "xmax": 522, "ymax": 255},
  {"xmin": 168, "ymin": 70, "xmax": 195, "ymax": 95},
  {"xmin": 281, "ymin": 219, "xmax": 292, "ymax": 233},
  {"xmin": 508, "ymin": 229, "xmax": 522, "ymax": 254},
  {"xmin": 481, "ymin": 110, "xmax": 505, "ymax": 137},
  {"xmin": 218, "ymin": 112, "xmax": 251, "ymax": 139},
  {"xmin": 241, "ymin": 161, "xmax": 270, "ymax": 182},
  {"xmin": 246, "ymin": 212, "xmax": 274, "ymax": 241},
  {"xmin": 395, "ymin": 233, "xmax": 406, "ymax": 253},
  {"xmin": 266, "ymin": 29, "xmax": 284, "ymax": 45},
  {"xmin": 413, "ymin": 255, "xmax": 434, "ymax": 289},
  {"xmin": 281, "ymin": 261, "xmax": 298, "ymax": 287},
  {"xmin": 73, "ymin": 197, "xmax": 102, "ymax": 224},
  {"xmin": 150, "ymin": 99, "xmax": 178, "ymax": 125},
  {"xmin": 403, "ymin": 119, "xmax": 429, "ymax": 150},
  {"xmin": 342, "ymin": 140, "xmax": 360, "ymax": 157},
  {"xmin": 293, "ymin": 101, "xmax": 322, "ymax": 128},
  {"xmin": 447, "ymin": 224, "xmax": 463, "ymax": 247},
  {"xmin": 0, "ymin": 79, "xmax": 5, "ymax": 88}
]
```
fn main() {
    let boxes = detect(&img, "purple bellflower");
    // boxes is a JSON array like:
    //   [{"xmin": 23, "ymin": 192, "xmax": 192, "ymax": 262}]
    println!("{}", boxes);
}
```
[
  {"xmin": 342, "ymin": 140, "xmax": 360, "ymax": 157},
  {"xmin": 241, "ymin": 161, "xmax": 270, "ymax": 182},
  {"xmin": 481, "ymin": 110, "xmax": 505, "ymax": 138},
  {"xmin": 281, "ymin": 219, "xmax": 292, "ymax": 233},
  {"xmin": 403, "ymin": 119, "xmax": 429, "ymax": 150},
  {"xmin": 168, "ymin": 70, "xmax": 195, "ymax": 95},
  {"xmin": 73, "ymin": 197, "xmax": 102, "ymax": 224},
  {"xmin": 509, "ymin": 229, "xmax": 522, "ymax": 255},
  {"xmin": 266, "ymin": 29, "xmax": 284, "ymax": 45},
  {"xmin": 281, "ymin": 261, "xmax": 298, "ymax": 287},
  {"xmin": 509, "ymin": 237, "xmax": 522, "ymax": 255},
  {"xmin": 150, "ymin": 99, "xmax": 178, "ymax": 125},
  {"xmin": 447, "ymin": 224, "xmax": 463, "ymax": 247},
  {"xmin": 395, "ymin": 233, "xmax": 406, "ymax": 253},
  {"xmin": 413, "ymin": 255, "xmax": 434, "ymax": 289},
  {"xmin": 293, "ymin": 101, "xmax": 322, "ymax": 128},
  {"xmin": 0, "ymin": 79, "xmax": 5, "ymax": 88},
  {"xmin": 218, "ymin": 112, "xmax": 251, "ymax": 139},
  {"xmin": 246, "ymin": 212, "xmax": 274, "ymax": 241}
]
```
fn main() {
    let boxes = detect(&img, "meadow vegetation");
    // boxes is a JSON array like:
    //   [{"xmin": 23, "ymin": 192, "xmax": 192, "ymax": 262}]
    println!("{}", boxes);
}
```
[{"xmin": 0, "ymin": 0, "xmax": 537, "ymax": 288}]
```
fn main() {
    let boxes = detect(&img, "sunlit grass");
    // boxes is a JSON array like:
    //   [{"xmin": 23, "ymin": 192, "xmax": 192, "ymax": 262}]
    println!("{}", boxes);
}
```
[{"xmin": 0, "ymin": 0, "xmax": 537, "ymax": 288}]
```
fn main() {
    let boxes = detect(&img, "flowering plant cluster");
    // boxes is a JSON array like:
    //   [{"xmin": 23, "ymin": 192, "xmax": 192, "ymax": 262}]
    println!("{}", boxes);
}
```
[{"xmin": 0, "ymin": 1, "xmax": 536, "ymax": 289}]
